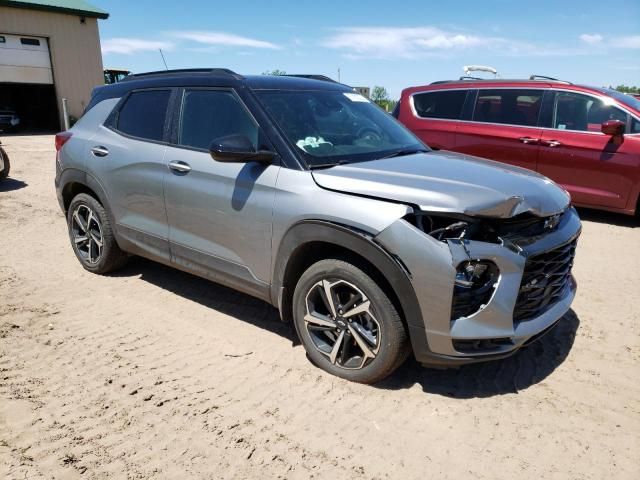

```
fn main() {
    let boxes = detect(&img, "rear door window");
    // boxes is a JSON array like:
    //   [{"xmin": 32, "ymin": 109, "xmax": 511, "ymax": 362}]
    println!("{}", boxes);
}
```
[
  {"xmin": 178, "ymin": 89, "xmax": 258, "ymax": 150},
  {"xmin": 473, "ymin": 89, "xmax": 543, "ymax": 126},
  {"xmin": 116, "ymin": 90, "xmax": 171, "ymax": 142},
  {"xmin": 412, "ymin": 90, "xmax": 467, "ymax": 120},
  {"xmin": 552, "ymin": 91, "xmax": 629, "ymax": 132}
]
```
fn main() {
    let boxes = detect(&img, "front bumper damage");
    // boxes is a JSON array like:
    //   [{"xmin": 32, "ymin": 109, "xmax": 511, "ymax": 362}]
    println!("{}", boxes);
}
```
[{"xmin": 374, "ymin": 207, "xmax": 581, "ymax": 367}]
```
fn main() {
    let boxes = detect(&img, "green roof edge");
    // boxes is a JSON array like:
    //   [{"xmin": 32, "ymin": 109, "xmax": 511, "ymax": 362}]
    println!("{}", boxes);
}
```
[{"xmin": 0, "ymin": 0, "xmax": 110, "ymax": 19}]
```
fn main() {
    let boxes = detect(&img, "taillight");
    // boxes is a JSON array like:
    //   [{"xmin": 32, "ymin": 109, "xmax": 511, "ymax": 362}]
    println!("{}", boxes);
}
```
[{"xmin": 55, "ymin": 131, "xmax": 73, "ymax": 151}]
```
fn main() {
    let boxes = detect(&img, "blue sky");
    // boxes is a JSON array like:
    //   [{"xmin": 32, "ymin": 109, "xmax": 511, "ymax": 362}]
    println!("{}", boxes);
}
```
[{"xmin": 93, "ymin": 0, "xmax": 639, "ymax": 98}]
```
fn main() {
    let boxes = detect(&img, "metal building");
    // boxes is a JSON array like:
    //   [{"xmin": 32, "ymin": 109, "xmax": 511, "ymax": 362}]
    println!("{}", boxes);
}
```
[{"xmin": 0, "ymin": 0, "xmax": 108, "ymax": 131}]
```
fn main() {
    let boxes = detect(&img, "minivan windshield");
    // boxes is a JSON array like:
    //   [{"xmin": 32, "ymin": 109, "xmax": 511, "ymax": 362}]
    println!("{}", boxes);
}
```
[
  {"xmin": 596, "ymin": 87, "xmax": 640, "ymax": 112},
  {"xmin": 256, "ymin": 90, "xmax": 427, "ymax": 168}
]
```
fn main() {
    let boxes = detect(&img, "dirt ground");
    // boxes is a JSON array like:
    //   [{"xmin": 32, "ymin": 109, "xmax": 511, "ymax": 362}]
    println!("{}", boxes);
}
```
[{"xmin": 0, "ymin": 134, "xmax": 638, "ymax": 480}]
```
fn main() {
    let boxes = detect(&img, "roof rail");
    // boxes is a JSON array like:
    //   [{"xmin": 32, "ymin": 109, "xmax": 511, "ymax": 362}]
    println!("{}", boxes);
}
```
[
  {"xmin": 122, "ymin": 68, "xmax": 243, "ymax": 81},
  {"xmin": 283, "ymin": 74, "xmax": 339, "ymax": 84},
  {"xmin": 430, "ymin": 77, "xmax": 487, "ymax": 84},
  {"xmin": 529, "ymin": 74, "xmax": 572, "ymax": 84},
  {"xmin": 429, "ymin": 76, "xmax": 574, "ymax": 86}
]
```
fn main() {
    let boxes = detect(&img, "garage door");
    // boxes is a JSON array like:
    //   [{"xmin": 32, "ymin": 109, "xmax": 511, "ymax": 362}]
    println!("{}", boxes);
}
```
[{"xmin": 0, "ymin": 33, "xmax": 53, "ymax": 84}]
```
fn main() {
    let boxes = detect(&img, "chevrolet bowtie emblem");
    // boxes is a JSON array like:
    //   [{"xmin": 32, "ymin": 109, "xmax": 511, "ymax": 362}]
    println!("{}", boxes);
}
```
[{"xmin": 544, "ymin": 214, "xmax": 561, "ymax": 230}]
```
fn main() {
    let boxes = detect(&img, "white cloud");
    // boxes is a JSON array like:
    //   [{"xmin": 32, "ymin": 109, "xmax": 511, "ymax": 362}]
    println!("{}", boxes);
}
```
[
  {"xmin": 579, "ymin": 33, "xmax": 640, "ymax": 49},
  {"xmin": 322, "ymin": 27, "xmax": 495, "ymax": 59},
  {"xmin": 102, "ymin": 38, "xmax": 174, "ymax": 55},
  {"xmin": 617, "ymin": 35, "xmax": 640, "ymax": 48},
  {"xmin": 579, "ymin": 33, "xmax": 603, "ymax": 45},
  {"xmin": 171, "ymin": 31, "xmax": 280, "ymax": 50}
]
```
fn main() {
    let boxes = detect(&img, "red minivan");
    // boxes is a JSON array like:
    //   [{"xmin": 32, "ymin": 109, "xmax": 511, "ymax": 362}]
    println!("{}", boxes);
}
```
[{"xmin": 395, "ymin": 79, "xmax": 640, "ymax": 215}]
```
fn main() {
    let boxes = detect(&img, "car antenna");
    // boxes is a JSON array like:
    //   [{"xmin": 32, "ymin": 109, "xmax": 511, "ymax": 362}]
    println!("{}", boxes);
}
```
[{"xmin": 159, "ymin": 49, "xmax": 169, "ymax": 70}]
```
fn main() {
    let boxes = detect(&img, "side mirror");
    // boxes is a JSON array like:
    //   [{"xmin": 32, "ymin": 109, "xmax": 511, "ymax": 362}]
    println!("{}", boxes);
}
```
[
  {"xmin": 601, "ymin": 119, "xmax": 625, "ymax": 137},
  {"xmin": 209, "ymin": 134, "xmax": 274, "ymax": 164}
]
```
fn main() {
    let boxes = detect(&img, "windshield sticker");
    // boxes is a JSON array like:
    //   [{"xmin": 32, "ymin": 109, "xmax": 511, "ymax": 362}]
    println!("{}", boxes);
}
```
[
  {"xmin": 343, "ymin": 92, "xmax": 370, "ymax": 103},
  {"xmin": 296, "ymin": 136, "xmax": 333, "ymax": 152}
]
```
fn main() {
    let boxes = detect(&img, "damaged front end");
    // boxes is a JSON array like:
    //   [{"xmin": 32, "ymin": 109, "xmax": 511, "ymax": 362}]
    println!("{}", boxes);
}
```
[{"xmin": 374, "ymin": 206, "xmax": 581, "ymax": 366}]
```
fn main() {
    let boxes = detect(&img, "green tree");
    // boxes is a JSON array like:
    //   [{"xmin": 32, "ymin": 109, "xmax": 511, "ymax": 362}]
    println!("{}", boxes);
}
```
[
  {"xmin": 371, "ymin": 86, "xmax": 389, "ymax": 105},
  {"xmin": 262, "ymin": 69, "xmax": 287, "ymax": 76},
  {"xmin": 612, "ymin": 85, "xmax": 639, "ymax": 94},
  {"xmin": 370, "ymin": 86, "xmax": 396, "ymax": 111}
]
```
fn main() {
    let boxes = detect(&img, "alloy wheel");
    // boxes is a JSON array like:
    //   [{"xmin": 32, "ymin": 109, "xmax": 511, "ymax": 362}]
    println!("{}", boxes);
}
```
[
  {"xmin": 71, "ymin": 204, "xmax": 104, "ymax": 264},
  {"xmin": 304, "ymin": 279, "xmax": 381, "ymax": 369}
]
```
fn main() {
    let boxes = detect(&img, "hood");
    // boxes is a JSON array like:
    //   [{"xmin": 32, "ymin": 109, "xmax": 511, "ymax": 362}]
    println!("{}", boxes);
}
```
[{"xmin": 311, "ymin": 151, "xmax": 570, "ymax": 218}]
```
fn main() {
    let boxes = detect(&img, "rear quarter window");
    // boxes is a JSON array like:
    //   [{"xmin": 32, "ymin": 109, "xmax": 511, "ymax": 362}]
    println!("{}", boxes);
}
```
[
  {"xmin": 412, "ymin": 90, "xmax": 467, "ymax": 120},
  {"xmin": 115, "ymin": 90, "xmax": 171, "ymax": 142}
]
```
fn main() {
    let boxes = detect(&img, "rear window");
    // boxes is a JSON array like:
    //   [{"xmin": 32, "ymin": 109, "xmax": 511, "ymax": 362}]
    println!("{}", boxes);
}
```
[
  {"xmin": 116, "ymin": 90, "xmax": 171, "ymax": 142},
  {"xmin": 473, "ymin": 89, "xmax": 543, "ymax": 127},
  {"xmin": 412, "ymin": 90, "xmax": 467, "ymax": 120}
]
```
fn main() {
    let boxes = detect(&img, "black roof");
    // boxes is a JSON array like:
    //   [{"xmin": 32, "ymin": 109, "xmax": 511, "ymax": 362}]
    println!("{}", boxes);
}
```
[
  {"xmin": 87, "ymin": 69, "xmax": 351, "ymax": 113},
  {"xmin": 109, "ymin": 68, "xmax": 349, "ymax": 92}
]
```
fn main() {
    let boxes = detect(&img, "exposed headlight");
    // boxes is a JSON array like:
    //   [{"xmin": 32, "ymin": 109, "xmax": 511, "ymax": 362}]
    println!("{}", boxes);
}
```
[{"xmin": 452, "ymin": 260, "xmax": 499, "ymax": 319}]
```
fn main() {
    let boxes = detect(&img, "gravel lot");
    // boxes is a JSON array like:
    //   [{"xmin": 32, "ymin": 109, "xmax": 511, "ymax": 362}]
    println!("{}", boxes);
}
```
[{"xmin": 1, "ymin": 134, "xmax": 638, "ymax": 479}]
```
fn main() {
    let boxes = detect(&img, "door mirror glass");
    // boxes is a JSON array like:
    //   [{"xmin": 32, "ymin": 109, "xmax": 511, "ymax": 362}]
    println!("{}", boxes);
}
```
[
  {"xmin": 209, "ymin": 134, "xmax": 274, "ymax": 163},
  {"xmin": 601, "ymin": 119, "xmax": 625, "ymax": 136}
]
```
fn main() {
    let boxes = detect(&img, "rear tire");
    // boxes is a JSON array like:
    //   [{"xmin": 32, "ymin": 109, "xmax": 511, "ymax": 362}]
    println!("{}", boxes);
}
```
[
  {"xmin": 67, "ymin": 193, "xmax": 128, "ymax": 274},
  {"xmin": 0, "ymin": 147, "xmax": 9, "ymax": 181},
  {"xmin": 292, "ymin": 258, "xmax": 409, "ymax": 384}
]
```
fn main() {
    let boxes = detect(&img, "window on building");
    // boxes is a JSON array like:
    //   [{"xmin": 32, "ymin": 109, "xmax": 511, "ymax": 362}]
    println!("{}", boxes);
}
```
[{"xmin": 20, "ymin": 38, "xmax": 41, "ymax": 46}]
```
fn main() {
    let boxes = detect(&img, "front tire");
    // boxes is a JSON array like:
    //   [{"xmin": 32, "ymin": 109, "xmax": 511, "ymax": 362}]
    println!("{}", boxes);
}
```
[
  {"xmin": 67, "ymin": 193, "xmax": 128, "ymax": 274},
  {"xmin": 0, "ymin": 147, "xmax": 9, "ymax": 181},
  {"xmin": 292, "ymin": 259, "xmax": 409, "ymax": 383}
]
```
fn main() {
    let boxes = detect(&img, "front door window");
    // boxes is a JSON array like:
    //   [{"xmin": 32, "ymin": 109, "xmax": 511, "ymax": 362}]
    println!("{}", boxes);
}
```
[{"xmin": 552, "ymin": 92, "xmax": 628, "ymax": 132}]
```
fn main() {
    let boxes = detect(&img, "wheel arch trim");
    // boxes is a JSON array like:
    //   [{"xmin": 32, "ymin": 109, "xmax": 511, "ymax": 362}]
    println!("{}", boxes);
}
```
[
  {"xmin": 57, "ymin": 168, "xmax": 117, "ymax": 234},
  {"xmin": 271, "ymin": 220, "xmax": 431, "ymax": 358}
]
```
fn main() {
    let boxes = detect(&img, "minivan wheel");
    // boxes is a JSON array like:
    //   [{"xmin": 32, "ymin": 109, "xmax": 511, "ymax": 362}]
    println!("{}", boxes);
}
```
[
  {"xmin": 67, "ymin": 193, "xmax": 128, "ymax": 274},
  {"xmin": 292, "ymin": 259, "xmax": 409, "ymax": 384}
]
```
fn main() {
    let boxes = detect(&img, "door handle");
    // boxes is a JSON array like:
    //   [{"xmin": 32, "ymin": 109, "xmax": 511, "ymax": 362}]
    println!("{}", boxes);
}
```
[
  {"xmin": 542, "ymin": 140, "xmax": 563, "ymax": 148},
  {"xmin": 168, "ymin": 160, "xmax": 192, "ymax": 173},
  {"xmin": 518, "ymin": 137, "xmax": 539, "ymax": 145},
  {"xmin": 91, "ymin": 146, "xmax": 109, "ymax": 157}
]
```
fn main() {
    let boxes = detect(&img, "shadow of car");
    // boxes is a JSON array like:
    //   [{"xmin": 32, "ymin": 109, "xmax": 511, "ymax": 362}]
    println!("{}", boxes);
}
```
[{"xmin": 377, "ymin": 310, "xmax": 579, "ymax": 397}]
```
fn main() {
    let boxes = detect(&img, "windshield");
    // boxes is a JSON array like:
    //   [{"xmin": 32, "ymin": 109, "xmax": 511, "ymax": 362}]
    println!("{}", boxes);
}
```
[
  {"xmin": 256, "ymin": 89, "xmax": 427, "ymax": 167},
  {"xmin": 596, "ymin": 88, "xmax": 640, "ymax": 112}
]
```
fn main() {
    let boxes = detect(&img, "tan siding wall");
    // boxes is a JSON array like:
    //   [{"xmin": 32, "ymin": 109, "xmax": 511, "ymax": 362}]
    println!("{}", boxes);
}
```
[{"xmin": 0, "ymin": 6, "xmax": 104, "ymax": 127}]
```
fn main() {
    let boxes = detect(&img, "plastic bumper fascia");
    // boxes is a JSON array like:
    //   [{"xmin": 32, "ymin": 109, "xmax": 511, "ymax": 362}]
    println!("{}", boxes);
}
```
[{"xmin": 374, "ymin": 208, "xmax": 581, "ymax": 365}]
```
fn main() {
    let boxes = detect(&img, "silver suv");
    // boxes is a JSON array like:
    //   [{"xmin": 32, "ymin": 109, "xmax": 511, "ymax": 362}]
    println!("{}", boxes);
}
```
[{"xmin": 55, "ymin": 69, "xmax": 581, "ymax": 383}]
